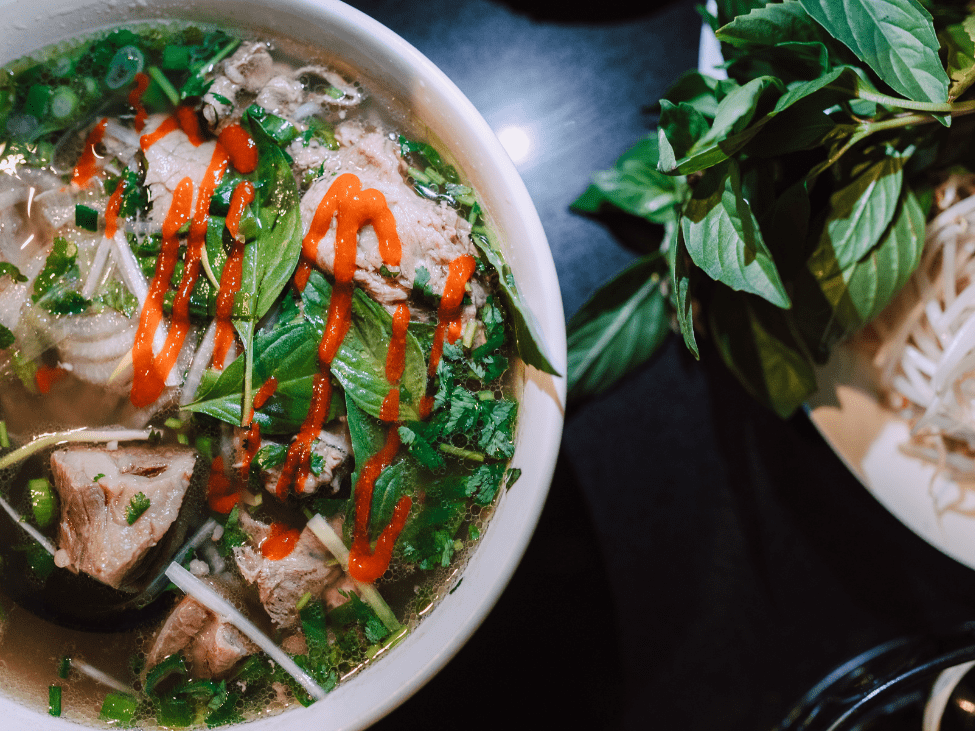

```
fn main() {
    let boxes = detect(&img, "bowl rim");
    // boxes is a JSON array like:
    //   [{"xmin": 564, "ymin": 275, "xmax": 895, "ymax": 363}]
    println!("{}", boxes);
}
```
[{"xmin": 0, "ymin": 1, "xmax": 567, "ymax": 729}]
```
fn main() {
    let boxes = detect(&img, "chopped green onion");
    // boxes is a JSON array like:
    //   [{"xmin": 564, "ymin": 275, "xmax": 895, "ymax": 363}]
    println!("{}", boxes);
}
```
[
  {"xmin": 49, "ymin": 87, "xmax": 79, "ymax": 121},
  {"xmin": 144, "ymin": 652, "xmax": 187, "ymax": 697},
  {"xmin": 407, "ymin": 166, "xmax": 431, "ymax": 184},
  {"xmin": 461, "ymin": 318, "xmax": 477, "ymax": 348},
  {"xmin": 195, "ymin": 436, "xmax": 213, "ymax": 462},
  {"xmin": 93, "ymin": 473, "xmax": 105, "ymax": 482},
  {"xmin": 146, "ymin": 66, "xmax": 180, "ymax": 107},
  {"xmin": 29, "ymin": 477, "xmax": 57, "ymax": 528},
  {"xmin": 57, "ymin": 655, "xmax": 71, "ymax": 679},
  {"xmin": 24, "ymin": 84, "xmax": 51, "ymax": 117},
  {"xmin": 105, "ymin": 45, "xmax": 144, "ymax": 90},
  {"xmin": 295, "ymin": 591, "xmax": 313, "ymax": 612},
  {"xmin": 75, "ymin": 204, "xmax": 99, "ymax": 232},
  {"xmin": 163, "ymin": 417, "xmax": 184, "ymax": 430},
  {"xmin": 99, "ymin": 692, "xmax": 137, "ymax": 725},
  {"xmin": 424, "ymin": 166, "xmax": 446, "ymax": 186},
  {"xmin": 126, "ymin": 492, "xmax": 150, "ymax": 525},
  {"xmin": 0, "ymin": 420, "xmax": 8, "ymax": 449},
  {"xmin": 162, "ymin": 45, "xmax": 193, "ymax": 70},
  {"xmin": 48, "ymin": 685, "xmax": 61, "ymax": 717}
]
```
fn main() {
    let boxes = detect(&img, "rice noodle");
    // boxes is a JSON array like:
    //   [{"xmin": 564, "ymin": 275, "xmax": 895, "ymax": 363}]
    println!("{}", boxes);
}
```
[
  {"xmin": 80, "ymin": 235, "xmax": 112, "ymax": 299},
  {"xmin": 875, "ymin": 174, "xmax": 975, "ymax": 470},
  {"xmin": 69, "ymin": 659, "xmax": 131, "ymax": 694}
]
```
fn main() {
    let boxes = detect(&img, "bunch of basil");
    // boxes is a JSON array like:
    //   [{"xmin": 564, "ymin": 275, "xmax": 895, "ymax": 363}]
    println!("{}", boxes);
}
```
[{"xmin": 569, "ymin": 0, "xmax": 975, "ymax": 417}]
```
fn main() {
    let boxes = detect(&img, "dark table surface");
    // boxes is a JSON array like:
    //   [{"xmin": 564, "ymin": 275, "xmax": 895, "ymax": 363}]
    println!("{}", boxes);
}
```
[{"xmin": 341, "ymin": 2, "xmax": 975, "ymax": 729}]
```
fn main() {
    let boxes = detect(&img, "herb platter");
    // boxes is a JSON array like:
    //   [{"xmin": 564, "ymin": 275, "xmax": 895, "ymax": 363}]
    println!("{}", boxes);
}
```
[{"xmin": 699, "ymin": 1, "xmax": 975, "ymax": 570}]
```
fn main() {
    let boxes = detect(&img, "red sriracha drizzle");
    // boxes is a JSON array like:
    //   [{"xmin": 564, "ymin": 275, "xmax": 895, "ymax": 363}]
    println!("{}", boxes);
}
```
[{"xmin": 261, "ymin": 522, "xmax": 302, "ymax": 560}]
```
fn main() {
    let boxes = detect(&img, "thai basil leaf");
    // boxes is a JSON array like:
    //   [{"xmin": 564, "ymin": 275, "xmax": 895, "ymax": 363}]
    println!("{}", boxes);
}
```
[
  {"xmin": 239, "ymin": 107, "xmax": 303, "ymax": 323},
  {"xmin": 726, "ymin": 42, "xmax": 833, "ymax": 85},
  {"xmin": 572, "ymin": 136, "xmax": 685, "ymax": 225},
  {"xmin": 806, "ymin": 186, "xmax": 925, "ymax": 340},
  {"xmin": 661, "ymin": 71, "xmax": 731, "ymax": 118},
  {"xmin": 680, "ymin": 161, "xmax": 791, "ymax": 308},
  {"xmin": 942, "ymin": 16, "xmax": 975, "ymax": 101},
  {"xmin": 302, "ymin": 271, "xmax": 427, "ymax": 421},
  {"xmin": 345, "ymin": 390, "xmax": 386, "ymax": 488},
  {"xmin": 799, "ymin": 0, "xmax": 949, "ymax": 107},
  {"xmin": 716, "ymin": 0, "xmax": 829, "ymax": 49},
  {"xmin": 469, "ymin": 225, "xmax": 561, "ymax": 377},
  {"xmin": 567, "ymin": 254, "xmax": 670, "ymax": 400},
  {"xmin": 817, "ymin": 152, "xmax": 906, "ymax": 270},
  {"xmin": 671, "ymin": 224, "xmax": 699, "ymax": 359},
  {"xmin": 656, "ymin": 100, "xmax": 712, "ymax": 173},
  {"xmin": 344, "ymin": 393, "xmax": 416, "ymax": 539},
  {"xmin": 188, "ymin": 265, "xmax": 429, "ymax": 428},
  {"xmin": 709, "ymin": 285, "xmax": 817, "ymax": 419},
  {"xmin": 186, "ymin": 320, "xmax": 333, "ymax": 433}
]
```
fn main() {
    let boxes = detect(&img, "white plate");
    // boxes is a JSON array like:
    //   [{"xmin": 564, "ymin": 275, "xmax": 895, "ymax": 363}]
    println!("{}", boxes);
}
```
[{"xmin": 808, "ymin": 344, "xmax": 975, "ymax": 571}]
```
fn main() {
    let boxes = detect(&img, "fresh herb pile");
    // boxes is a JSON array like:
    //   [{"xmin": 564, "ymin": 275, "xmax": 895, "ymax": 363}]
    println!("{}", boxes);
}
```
[{"xmin": 569, "ymin": 0, "xmax": 975, "ymax": 417}]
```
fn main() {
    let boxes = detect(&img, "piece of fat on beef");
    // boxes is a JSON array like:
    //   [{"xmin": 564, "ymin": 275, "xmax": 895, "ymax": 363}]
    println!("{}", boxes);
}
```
[
  {"xmin": 233, "ymin": 512, "xmax": 344, "ymax": 630},
  {"xmin": 298, "ymin": 122, "xmax": 478, "ymax": 308},
  {"xmin": 259, "ymin": 420, "xmax": 352, "ymax": 497},
  {"xmin": 146, "ymin": 593, "xmax": 258, "ymax": 679},
  {"xmin": 51, "ymin": 445, "xmax": 196, "ymax": 590}
]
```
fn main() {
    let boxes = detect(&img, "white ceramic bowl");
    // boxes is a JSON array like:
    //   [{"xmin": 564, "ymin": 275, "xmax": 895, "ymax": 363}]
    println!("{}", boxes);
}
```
[{"xmin": 0, "ymin": 1, "xmax": 567, "ymax": 728}]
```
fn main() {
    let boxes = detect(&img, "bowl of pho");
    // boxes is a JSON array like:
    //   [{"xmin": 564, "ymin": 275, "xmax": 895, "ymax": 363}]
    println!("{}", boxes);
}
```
[{"xmin": 0, "ymin": 0, "xmax": 566, "ymax": 728}]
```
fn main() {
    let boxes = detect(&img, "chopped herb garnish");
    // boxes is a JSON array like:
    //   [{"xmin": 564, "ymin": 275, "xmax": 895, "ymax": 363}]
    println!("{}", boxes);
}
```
[
  {"xmin": 99, "ymin": 692, "xmax": 137, "ymax": 725},
  {"xmin": 74, "ymin": 203, "xmax": 99, "ymax": 231},
  {"xmin": 125, "ymin": 492, "xmax": 150, "ymax": 525},
  {"xmin": 28, "ymin": 477, "xmax": 56, "ymax": 528},
  {"xmin": 48, "ymin": 685, "xmax": 61, "ymax": 717},
  {"xmin": 0, "ymin": 262, "xmax": 27, "ymax": 282}
]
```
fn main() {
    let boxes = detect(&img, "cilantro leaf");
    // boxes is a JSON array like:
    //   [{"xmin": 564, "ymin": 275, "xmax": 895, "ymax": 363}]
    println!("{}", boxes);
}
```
[{"xmin": 125, "ymin": 492, "xmax": 150, "ymax": 524}]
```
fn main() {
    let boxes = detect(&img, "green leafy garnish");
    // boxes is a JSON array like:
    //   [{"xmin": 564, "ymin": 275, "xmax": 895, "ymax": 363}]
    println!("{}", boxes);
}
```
[
  {"xmin": 74, "ymin": 203, "xmax": 99, "ymax": 231},
  {"xmin": 31, "ymin": 237, "xmax": 91, "ymax": 315},
  {"xmin": 569, "ymin": 0, "xmax": 970, "ymax": 416},
  {"xmin": 99, "ymin": 692, "xmax": 137, "ymax": 725},
  {"xmin": 48, "ymin": 685, "xmax": 61, "ymax": 717},
  {"xmin": 28, "ymin": 477, "xmax": 56, "ymax": 528},
  {"xmin": 125, "ymin": 491, "xmax": 150, "ymax": 525}
]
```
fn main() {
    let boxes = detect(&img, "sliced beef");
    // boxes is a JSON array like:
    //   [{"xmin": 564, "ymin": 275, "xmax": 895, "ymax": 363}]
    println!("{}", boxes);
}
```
[
  {"xmin": 51, "ymin": 445, "xmax": 196, "ymax": 590},
  {"xmin": 201, "ymin": 43, "xmax": 275, "ymax": 131},
  {"xmin": 146, "ymin": 592, "xmax": 258, "ymax": 678},
  {"xmin": 141, "ymin": 114, "xmax": 220, "ymax": 227},
  {"xmin": 298, "ymin": 122, "xmax": 478, "ymax": 307},
  {"xmin": 201, "ymin": 44, "xmax": 363, "ymax": 133},
  {"xmin": 259, "ymin": 421, "xmax": 352, "ymax": 496},
  {"xmin": 232, "ymin": 512, "xmax": 343, "ymax": 630}
]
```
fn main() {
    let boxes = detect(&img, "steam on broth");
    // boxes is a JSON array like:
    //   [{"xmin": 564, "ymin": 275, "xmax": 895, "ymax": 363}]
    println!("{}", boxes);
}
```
[{"xmin": 0, "ymin": 21, "xmax": 532, "ymax": 727}]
